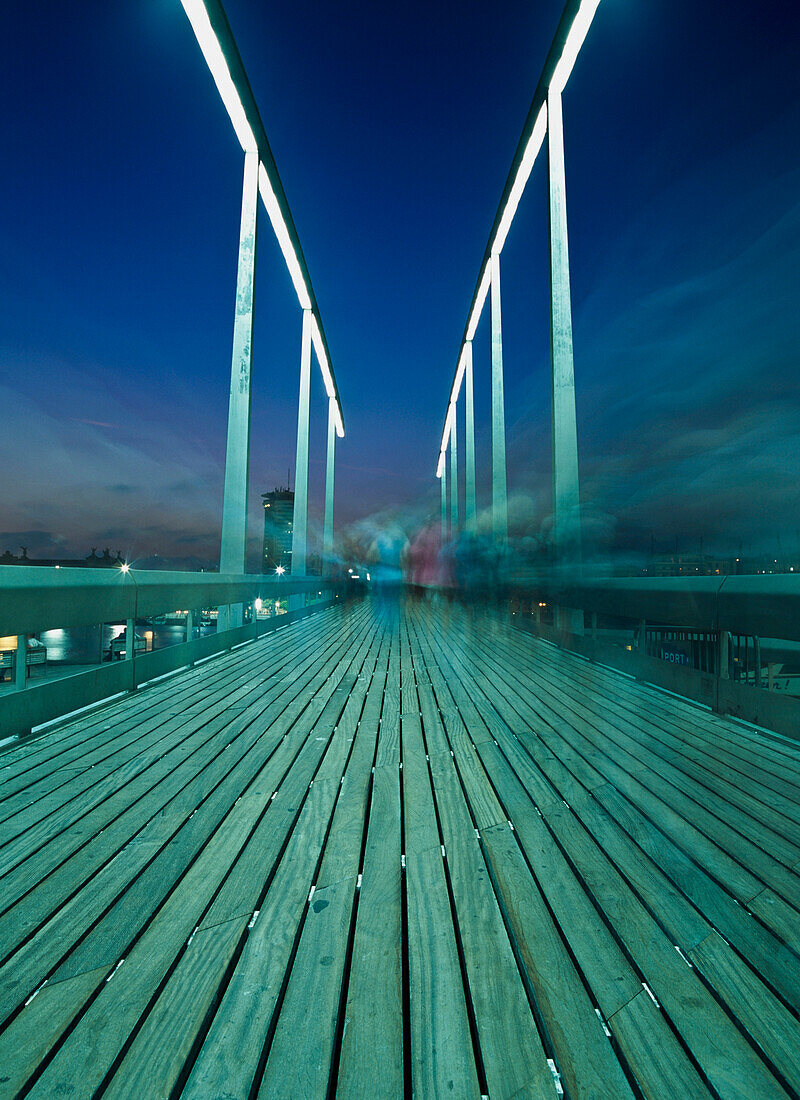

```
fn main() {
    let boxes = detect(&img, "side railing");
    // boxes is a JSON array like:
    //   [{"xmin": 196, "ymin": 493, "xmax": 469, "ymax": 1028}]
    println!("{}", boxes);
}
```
[
  {"xmin": 508, "ymin": 573, "xmax": 800, "ymax": 741},
  {"xmin": 0, "ymin": 565, "xmax": 350, "ymax": 743}
]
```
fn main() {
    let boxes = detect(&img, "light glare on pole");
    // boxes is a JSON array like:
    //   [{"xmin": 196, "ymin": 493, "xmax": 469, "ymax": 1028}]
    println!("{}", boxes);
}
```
[
  {"xmin": 466, "ymin": 264, "xmax": 491, "ymax": 344},
  {"xmin": 180, "ymin": 0, "xmax": 257, "ymax": 154},
  {"xmin": 258, "ymin": 163, "xmax": 312, "ymax": 312},
  {"xmin": 311, "ymin": 316, "xmax": 345, "ymax": 438},
  {"xmin": 452, "ymin": 345, "xmax": 468, "ymax": 403},
  {"xmin": 492, "ymin": 104, "xmax": 547, "ymax": 256},
  {"xmin": 550, "ymin": 0, "xmax": 602, "ymax": 95}
]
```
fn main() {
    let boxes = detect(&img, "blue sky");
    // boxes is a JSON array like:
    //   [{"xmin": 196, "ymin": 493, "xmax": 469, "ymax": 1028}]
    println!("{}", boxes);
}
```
[{"xmin": 1, "ymin": 1, "xmax": 798, "ymax": 566}]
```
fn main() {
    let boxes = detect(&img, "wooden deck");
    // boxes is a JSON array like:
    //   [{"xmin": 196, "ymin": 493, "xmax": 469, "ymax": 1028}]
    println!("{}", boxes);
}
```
[{"xmin": 1, "ymin": 594, "xmax": 799, "ymax": 1099}]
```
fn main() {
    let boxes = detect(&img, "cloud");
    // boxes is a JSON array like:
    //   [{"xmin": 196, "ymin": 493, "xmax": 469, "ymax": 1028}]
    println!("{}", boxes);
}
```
[
  {"xmin": 503, "ymin": 166, "xmax": 800, "ymax": 555},
  {"xmin": 0, "ymin": 367, "xmax": 226, "ymax": 563},
  {"xmin": 72, "ymin": 418, "xmax": 119, "ymax": 429}
]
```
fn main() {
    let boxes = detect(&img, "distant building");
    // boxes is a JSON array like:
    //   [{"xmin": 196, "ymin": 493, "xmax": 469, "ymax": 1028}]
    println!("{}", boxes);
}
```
[
  {"xmin": 646, "ymin": 553, "xmax": 735, "ymax": 578},
  {"xmin": 262, "ymin": 488, "xmax": 294, "ymax": 573},
  {"xmin": 644, "ymin": 549, "xmax": 799, "ymax": 578},
  {"xmin": 0, "ymin": 547, "xmax": 124, "ymax": 568}
]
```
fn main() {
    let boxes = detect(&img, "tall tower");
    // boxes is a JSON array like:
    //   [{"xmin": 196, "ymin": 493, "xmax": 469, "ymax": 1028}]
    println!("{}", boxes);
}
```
[{"xmin": 262, "ymin": 487, "xmax": 295, "ymax": 573}]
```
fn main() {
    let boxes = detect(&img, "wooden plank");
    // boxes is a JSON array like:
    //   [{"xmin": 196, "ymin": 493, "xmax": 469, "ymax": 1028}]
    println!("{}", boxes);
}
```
[
  {"xmin": 538, "ymin": 804, "xmax": 789, "ymax": 1100},
  {"xmin": 399, "ymin": 633, "xmax": 440, "ymax": 860},
  {"xmin": 531, "ymin": 628, "xmax": 800, "ymax": 792},
  {"xmin": 337, "ymin": 764, "xmax": 403, "ymax": 1099},
  {"xmin": 103, "ymin": 917, "xmax": 247, "ymax": 1100},
  {"xmin": 471, "ymin": 743, "xmax": 641, "ymax": 1019},
  {"xmin": 257, "ymin": 876, "xmax": 356, "ymax": 1098},
  {"xmin": 593, "ymin": 783, "xmax": 800, "ymax": 1012},
  {"xmin": 400, "ymin": 617, "xmax": 480, "ymax": 1098},
  {"xmin": 0, "ymin": 966, "xmax": 108, "ymax": 1098},
  {"xmin": 431, "ymin": 616, "xmax": 787, "ymax": 1095},
  {"xmin": 374, "ymin": 614, "xmax": 400, "ymax": 766},
  {"xmin": 406, "ymin": 612, "xmax": 506, "ymax": 828},
  {"xmin": 11, "ymin": 734, "xmax": 329, "ymax": 1097},
  {"xmin": 0, "ymin": 602, "xmax": 369, "ymax": 954},
  {"xmin": 481, "ymin": 823, "xmax": 658, "ymax": 1100},
  {"xmin": 406, "ymin": 845, "xmax": 481, "ymax": 1099},
  {"xmin": 178, "ymin": 612, "xmax": 380, "ymax": 1099},
  {"xmin": 747, "ymin": 887, "xmax": 800, "ymax": 954},
  {"xmin": 447, "ymin": 607, "xmax": 800, "ymax": 1080},
  {"xmin": 565, "ymin": 661, "xmax": 800, "ymax": 831},
  {"xmin": 256, "ymin": 632, "xmax": 387, "ymax": 1095},
  {"xmin": 560, "ymin": 785, "xmax": 712, "ymax": 950},
  {"xmin": 0, "ymin": 604, "xmax": 339, "ymax": 795},
  {"xmin": 28, "ymin": 607, "xmax": 378, "ymax": 1099},
  {"xmin": 454, "ymin": 618, "xmax": 800, "ymax": 917},
  {"xmin": 0, "ymin": 604, "xmax": 362, "ymax": 900},
  {"xmin": 607, "ymin": 989, "xmax": 713, "ymax": 1100},
  {"xmin": 0, "ymin": 606, "xmax": 373, "ymax": 1037},
  {"xmin": 519, "ymin": 653, "xmax": 800, "ymax": 865},
  {"xmin": 0, "ymin": 627, "xmax": 290, "ymax": 819},
  {"xmin": 689, "ymin": 930, "xmax": 800, "ymax": 1089},
  {"xmin": 427, "ymin": 754, "xmax": 560, "ymax": 1100},
  {"xmin": 181, "ymin": 778, "xmax": 346, "ymax": 1098},
  {"xmin": 5, "ymin": 597, "xmax": 799, "ymax": 1100},
  {"xmin": 500, "ymin": 620, "xmax": 800, "ymax": 840}
]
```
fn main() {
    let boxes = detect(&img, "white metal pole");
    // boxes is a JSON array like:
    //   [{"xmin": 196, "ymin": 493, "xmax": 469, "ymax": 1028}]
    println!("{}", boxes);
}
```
[
  {"xmin": 292, "ymin": 308, "xmax": 313, "ymax": 577},
  {"xmin": 219, "ymin": 149, "xmax": 259, "ymax": 629},
  {"xmin": 547, "ymin": 87, "xmax": 581, "ymax": 569},
  {"xmin": 490, "ymin": 252, "xmax": 508, "ymax": 543},
  {"xmin": 464, "ymin": 341, "xmax": 476, "ymax": 534},
  {"xmin": 323, "ymin": 396, "xmax": 336, "ymax": 572},
  {"xmin": 14, "ymin": 636, "xmax": 26, "ymax": 690},
  {"xmin": 440, "ymin": 461, "xmax": 448, "ymax": 546},
  {"xmin": 450, "ymin": 409, "xmax": 458, "ymax": 536}
]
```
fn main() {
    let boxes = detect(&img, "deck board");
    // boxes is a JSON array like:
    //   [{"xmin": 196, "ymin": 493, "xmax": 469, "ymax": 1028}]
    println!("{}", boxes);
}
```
[{"xmin": 1, "ymin": 594, "xmax": 799, "ymax": 1098}]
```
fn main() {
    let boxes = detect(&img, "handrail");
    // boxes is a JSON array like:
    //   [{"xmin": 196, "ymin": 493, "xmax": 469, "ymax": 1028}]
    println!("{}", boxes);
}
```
[
  {"xmin": 0, "ymin": 565, "xmax": 350, "ymax": 742},
  {"xmin": 510, "ymin": 572, "xmax": 800, "ymax": 643},
  {"xmin": 0, "ymin": 565, "xmax": 328, "ymax": 637}
]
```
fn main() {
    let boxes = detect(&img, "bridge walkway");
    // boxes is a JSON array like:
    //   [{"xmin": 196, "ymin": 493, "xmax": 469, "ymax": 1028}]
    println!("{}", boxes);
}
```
[{"xmin": 0, "ymin": 594, "xmax": 799, "ymax": 1098}]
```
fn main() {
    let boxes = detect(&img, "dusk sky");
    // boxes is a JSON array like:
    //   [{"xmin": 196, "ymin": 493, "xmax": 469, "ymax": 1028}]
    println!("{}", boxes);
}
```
[{"xmin": 1, "ymin": 1, "xmax": 798, "ymax": 569}]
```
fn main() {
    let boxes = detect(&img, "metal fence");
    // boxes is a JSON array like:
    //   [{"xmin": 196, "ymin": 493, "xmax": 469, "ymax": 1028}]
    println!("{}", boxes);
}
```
[{"xmin": 510, "ymin": 573, "xmax": 800, "ymax": 740}]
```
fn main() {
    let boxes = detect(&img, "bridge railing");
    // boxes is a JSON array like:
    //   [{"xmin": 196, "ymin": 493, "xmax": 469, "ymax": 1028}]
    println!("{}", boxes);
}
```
[
  {"xmin": 0, "ymin": 565, "xmax": 348, "ymax": 744},
  {"xmin": 509, "ymin": 573, "xmax": 800, "ymax": 741}
]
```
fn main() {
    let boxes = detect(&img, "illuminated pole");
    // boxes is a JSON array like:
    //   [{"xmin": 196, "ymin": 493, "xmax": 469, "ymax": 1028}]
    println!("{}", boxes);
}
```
[
  {"xmin": 440, "ymin": 460, "xmax": 448, "ymax": 546},
  {"xmin": 464, "ymin": 341, "xmax": 476, "ymax": 533},
  {"xmin": 450, "ymin": 409, "xmax": 458, "ymax": 535},
  {"xmin": 219, "ymin": 149, "xmax": 259, "ymax": 629},
  {"xmin": 547, "ymin": 87, "xmax": 581, "ymax": 568},
  {"xmin": 490, "ymin": 251, "xmax": 508, "ymax": 542},
  {"xmin": 292, "ymin": 308, "xmax": 313, "ymax": 576},
  {"xmin": 323, "ymin": 396, "xmax": 336, "ymax": 571}
]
